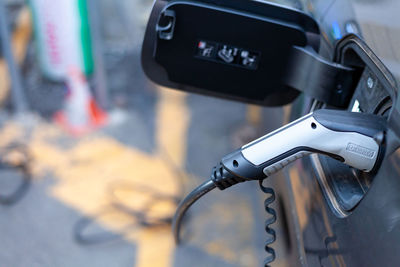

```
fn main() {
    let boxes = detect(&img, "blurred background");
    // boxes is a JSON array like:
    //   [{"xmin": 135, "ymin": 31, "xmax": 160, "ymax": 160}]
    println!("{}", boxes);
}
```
[
  {"xmin": 0, "ymin": 0, "xmax": 286, "ymax": 266},
  {"xmin": 1, "ymin": 0, "xmax": 398, "ymax": 266}
]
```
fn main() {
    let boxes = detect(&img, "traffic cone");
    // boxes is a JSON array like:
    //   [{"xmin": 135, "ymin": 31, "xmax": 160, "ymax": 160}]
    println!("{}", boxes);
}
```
[{"xmin": 54, "ymin": 67, "xmax": 107, "ymax": 136}]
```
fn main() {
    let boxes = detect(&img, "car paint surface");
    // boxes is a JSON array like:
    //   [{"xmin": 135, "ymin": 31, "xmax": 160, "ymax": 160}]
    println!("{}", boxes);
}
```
[{"xmin": 274, "ymin": 0, "xmax": 400, "ymax": 266}]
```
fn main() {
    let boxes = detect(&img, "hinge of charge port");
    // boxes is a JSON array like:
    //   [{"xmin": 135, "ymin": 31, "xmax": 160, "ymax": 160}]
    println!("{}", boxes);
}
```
[{"xmin": 284, "ymin": 46, "xmax": 359, "ymax": 108}]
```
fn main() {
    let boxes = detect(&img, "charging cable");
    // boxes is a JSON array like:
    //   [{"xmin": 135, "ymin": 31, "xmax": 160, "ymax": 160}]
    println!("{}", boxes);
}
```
[{"xmin": 172, "ymin": 109, "xmax": 387, "ymax": 265}]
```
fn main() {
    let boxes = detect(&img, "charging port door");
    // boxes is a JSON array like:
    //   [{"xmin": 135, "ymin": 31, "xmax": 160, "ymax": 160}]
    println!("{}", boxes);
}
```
[{"xmin": 141, "ymin": 0, "xmax": 321, "ymax": 106}]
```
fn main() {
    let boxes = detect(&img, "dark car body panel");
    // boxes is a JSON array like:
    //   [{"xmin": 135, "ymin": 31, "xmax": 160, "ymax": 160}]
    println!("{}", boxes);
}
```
[{"xmin": 275, "ymin": 1, "xmax": 400, "ymax": 266}]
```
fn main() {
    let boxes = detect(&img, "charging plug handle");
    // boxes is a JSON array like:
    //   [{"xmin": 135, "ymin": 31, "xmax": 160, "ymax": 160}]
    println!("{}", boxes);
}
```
[{"xmin": 212, "ymin": 109, "xmax": 386, "ymax": 189}]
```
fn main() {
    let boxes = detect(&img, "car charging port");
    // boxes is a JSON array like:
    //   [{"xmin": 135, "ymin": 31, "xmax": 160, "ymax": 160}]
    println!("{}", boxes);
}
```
[
  {"xmin": 312, "ymin": 68, "xmax": 392, "ymax": 216},
  {"xmin": 311, "ymin": 36, "xmax": 397, "ymax": 217}
]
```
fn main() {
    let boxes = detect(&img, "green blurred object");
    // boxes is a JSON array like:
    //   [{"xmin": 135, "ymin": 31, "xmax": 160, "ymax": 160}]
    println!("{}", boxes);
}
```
[{"xmin": 28, "ymin": 0, "xmax": 94, "ymax": 81}]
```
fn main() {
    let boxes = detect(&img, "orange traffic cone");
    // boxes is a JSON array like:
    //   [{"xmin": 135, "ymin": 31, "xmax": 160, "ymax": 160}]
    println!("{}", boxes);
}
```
[{"xmin": 54, "ymin": 67, "xmax": 107, "ymax": 136}]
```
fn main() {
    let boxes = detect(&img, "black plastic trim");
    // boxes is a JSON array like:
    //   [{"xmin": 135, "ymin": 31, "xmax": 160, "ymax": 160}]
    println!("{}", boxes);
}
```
[
  {"xmin": 313, "ymin": 109, "xmax": 387, "ymax": 137},
  {"xmin": 286, "ymin": 47, "xmax": 358, "ymax": 107}
]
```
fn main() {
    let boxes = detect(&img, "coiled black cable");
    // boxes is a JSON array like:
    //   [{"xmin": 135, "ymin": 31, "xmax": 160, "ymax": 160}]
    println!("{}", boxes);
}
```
[
  {"xmin": 173, "ymin": 163, "xmax": 279, "ymax": 267},
  {"xmin": 173, "ymin": 177, "xmax": 279, "ymax": 267},
  {"xmin": 259, "ymin": 179, "xmax": 276, "ymax": 267}
]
